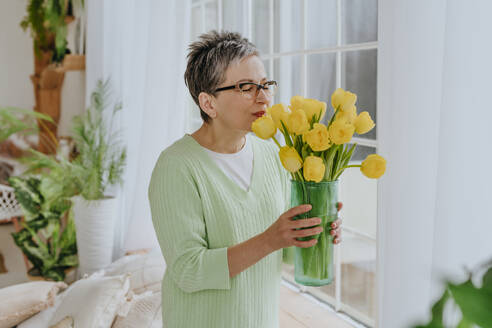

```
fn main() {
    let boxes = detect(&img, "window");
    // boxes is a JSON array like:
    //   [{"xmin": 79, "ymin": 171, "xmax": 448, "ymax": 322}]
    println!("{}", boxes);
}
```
[{"xmin": 189, "ymin": 1, "xmax": 378, "ymax": 326}]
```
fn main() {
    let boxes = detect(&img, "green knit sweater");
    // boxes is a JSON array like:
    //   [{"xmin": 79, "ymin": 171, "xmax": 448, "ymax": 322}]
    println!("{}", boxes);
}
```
[{"xmin": 148, "ymin": 133, "xmax": 294, "ymax": 328}]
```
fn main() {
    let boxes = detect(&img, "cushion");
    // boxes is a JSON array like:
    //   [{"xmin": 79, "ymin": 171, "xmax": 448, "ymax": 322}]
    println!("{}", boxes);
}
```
[
  {"xmin": 103, "ymin": 249, "xmax": 166, "ymax": 294},
  {"xmin": 49, "ymin": 315, "xmax": 73, "ymax": 328},
  {"xmin": 0, "ymin": 281, "xmax": 67, "ymax": 328},
  {"xmin": 17, "ymin": 287, "xmax": 66, "ymax": 328},
  {"xmin": 47, "ymin": 273, "xmax": 131, "ymax": 328},
  {"xmin": 112, "ymin": 291, "xmax": 162, "ymax": 328},
  {"xmin": 18, "ymin": 274, "xmax": 80, "ymax": 328}
]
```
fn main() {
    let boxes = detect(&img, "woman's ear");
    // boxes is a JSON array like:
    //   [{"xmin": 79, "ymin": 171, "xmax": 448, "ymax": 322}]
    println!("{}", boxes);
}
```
[{"xmin": 198, "ymin": 92, "xmax": 217, "ymax": 118}]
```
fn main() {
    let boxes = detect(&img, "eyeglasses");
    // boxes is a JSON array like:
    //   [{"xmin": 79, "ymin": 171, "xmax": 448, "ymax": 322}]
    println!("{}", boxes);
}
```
[{"xmin": 214, "ymin": 80, "xmax": 278, "ymax": 100}]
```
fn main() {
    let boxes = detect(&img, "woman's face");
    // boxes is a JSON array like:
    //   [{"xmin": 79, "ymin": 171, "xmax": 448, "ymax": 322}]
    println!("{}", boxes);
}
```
[{"xmin": 212, "ymin": 55, "xmax": 272, "ymax": 132}]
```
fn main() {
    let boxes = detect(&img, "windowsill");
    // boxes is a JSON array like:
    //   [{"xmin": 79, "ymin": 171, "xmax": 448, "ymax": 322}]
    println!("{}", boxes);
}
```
[{"xmin": 279, "ymin": 280, "xmax": 357, "ymax": 328}]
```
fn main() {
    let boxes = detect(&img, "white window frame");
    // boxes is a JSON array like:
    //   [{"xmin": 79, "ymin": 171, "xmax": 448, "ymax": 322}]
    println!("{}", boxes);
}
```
[{"xmin": 190, "ymin": 1, "xmax": 378, "ymax": 326}]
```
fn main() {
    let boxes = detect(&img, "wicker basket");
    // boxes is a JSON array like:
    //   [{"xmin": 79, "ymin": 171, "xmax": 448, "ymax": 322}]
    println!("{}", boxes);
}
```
[{"xmin": 0, "ymin": 183, "xmax": 22, "ymax": 222}]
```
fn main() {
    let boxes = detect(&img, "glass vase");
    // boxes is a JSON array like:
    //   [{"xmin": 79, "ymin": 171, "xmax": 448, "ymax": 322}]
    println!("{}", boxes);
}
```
[{"xmin": 290, "ymin": 179, "xmax": 339, "ymax": 286}]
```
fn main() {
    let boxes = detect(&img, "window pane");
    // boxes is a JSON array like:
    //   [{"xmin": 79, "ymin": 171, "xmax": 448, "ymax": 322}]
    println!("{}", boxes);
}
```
[
  {"xmin": 341, "ymin": 49, "xmax": 377, "ymax": 140},
  {"xmin": 262, "ymin": 59, "xmax": 271, "ymax": 80},
  {"xmin": 310, "ymin": 269, "xmax": 337, "ymax": 299},
  {"xmin": 191, "ymin": 6, "xmax": 202, "ymax": 40},
  {"xmin": 205, "ymin": 2, "xmax": 218, "ymax": 32},
  {"xmin": 307, "ymin": 0, "xmax": 337, "ymax": 49},
  {"xmin": 340, "ymin": 231, "xmax": 376, "ymax": 319},
  {"xmin": 222, "ymin": 0, "xmax": 246, "ymax": 34},
  {"xmin": 253, "ymin": 0, "xmax": 270, "ymax": 54},
  {"xmin": 273, "ymin": 55, "xmax": 301, "ymax": 105},
  {"xmin": 306, "ymin": 53, "xmax": 336, "ymax": 125},
  {"xmin": 342, "ymin": 0, "xmax": 378, "ymax": 44},
  {"xmin": 282, "ymin": 262, "xmax": 337, "ymax": 299},
  {"xmin": 347, "ymin": 144, "xmax": 376, "ymax": 163},
  {"xmin": 339, "ymin": 157, "xmax": 377, "ymax": 237},
  {"xmin": 274, "ymin": 0, "xmax": 302, "ymax": 53}
]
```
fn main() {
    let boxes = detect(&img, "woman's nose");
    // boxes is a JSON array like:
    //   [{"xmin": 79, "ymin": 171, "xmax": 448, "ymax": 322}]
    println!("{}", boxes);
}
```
[{"xmin": 256, "ymin": 88, "xmax": 271, "ymax": 104}]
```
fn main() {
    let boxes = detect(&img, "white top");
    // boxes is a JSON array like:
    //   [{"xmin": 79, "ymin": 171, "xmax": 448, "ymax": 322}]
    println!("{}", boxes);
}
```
[{"xmin": 201, "ymin": 133, "xmax": 253, "ymax": 192}]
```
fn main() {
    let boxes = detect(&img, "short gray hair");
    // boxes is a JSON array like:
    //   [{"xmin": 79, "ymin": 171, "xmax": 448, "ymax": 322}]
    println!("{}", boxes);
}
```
[{"xmin": 184, "ymin": 30, "xmax": 259, "ymax": 123}]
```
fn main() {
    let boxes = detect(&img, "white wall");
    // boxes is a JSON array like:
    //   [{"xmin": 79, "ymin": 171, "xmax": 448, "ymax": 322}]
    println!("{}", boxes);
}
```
[{"xmin": 0, "ymin": 0, "xmax": 35, "ymax": 110}]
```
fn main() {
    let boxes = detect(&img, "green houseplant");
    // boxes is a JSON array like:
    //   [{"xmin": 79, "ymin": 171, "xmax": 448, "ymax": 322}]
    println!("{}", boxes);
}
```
[
  {"xmin": 1, "ymin": 104, "xmax": 72, "ymax": 282},
  {"xmin": 414, "ymin": 259, "xmax": 492, "ymax": 328},
  {"xmin": 6, "ymin": 124, "xmax": 80, "ymax": 281},
  {"xmin": 68, "ymin": 78, "xmax": 127, "ymax": 277},
  {"xmin": 1, "ymin": 107, "xmax": 76, "ymax": 282},
  {"xmin": 21, "ymin": 0, "xmax": 71, "ymax": 63},
  {"xmin": 21, "ymin": 0, "xmax": 86, "ymax": 154},
  {"xmin": 5, "ymin": 78, "xmax": 126, "ymax": 279},
  {"xmin": 69, "ymin": 78, "xmax": 127, "ymax": 201},
  {"xmin": 8, "ymin": 167, "xmax": 78, "ymax": 281}
]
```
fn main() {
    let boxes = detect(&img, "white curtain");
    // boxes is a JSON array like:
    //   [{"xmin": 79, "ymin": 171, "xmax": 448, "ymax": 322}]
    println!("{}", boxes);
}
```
[
  {"xmin": 85, "ymin": 0, "xmax": 191, "ymax": 259},
  {"xmin": 378, "ymin": 0, "xmax": 492, "ymax": 326}
]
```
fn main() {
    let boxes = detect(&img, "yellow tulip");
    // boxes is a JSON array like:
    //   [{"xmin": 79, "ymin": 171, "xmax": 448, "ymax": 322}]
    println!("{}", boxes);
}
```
[
  {"xmin": 354, "ymin": 111, "xmax": 375, "ymax": 134},
  {"xmin": 302, "ymin": 123, "xmax": 331, "ymax": 151},
  {"xmin": 331, "ymin": 88, "xmax": 357, "ymax": 112},
  {"xmin": 303, "ymin": 155, "xmax": 325, "ymax": 182},
  {"xmin": 251, "ymin": 115, "xmax": 276, "ymax": 139},
  {"xmin": 267, "ymin": 103, "xmax": 291, "ymax": 132},
  {"xmin": 328, "ymin": 119, "xmax": 355, "ymax": 144},
  {"xmin": 335, "ymin": 105, "xmax": 358, "ymax": 124},
  {"xmin": 290, "ymin": 96, "xmax": 304, "ymax": 111},
  {"xmin": 331, "ymin": 88, "xmax": 345, "ymax": 110},
  {"xmin": 361, "ymin": 154, "xmax": 386, "ymax": 179},
  {"xmin": 288, "ymin": 109, "xmax": 310, "ymax": 135},
  {"xmin": 279, "ymin": 146, "xmax": 303, "ymax": 173},
  {"xmin": 290, "ymin": 96, "xmax": 327, "ymax": 123}
]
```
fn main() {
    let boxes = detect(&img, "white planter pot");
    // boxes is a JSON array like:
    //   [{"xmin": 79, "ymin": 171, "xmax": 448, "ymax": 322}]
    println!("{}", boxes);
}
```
[{"xmin": 72, "ymin": 195, "xmax": 118, "ymax": 278}]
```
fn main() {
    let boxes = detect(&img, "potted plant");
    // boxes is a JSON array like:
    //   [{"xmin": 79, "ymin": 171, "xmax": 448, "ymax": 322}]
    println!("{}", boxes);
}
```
[
  {"xmin": 7, "ymin": 155, "xmax": 79, "ymax": 282},
  {"xmin": 20, "ymin": 0, "xmax": 86, "ymax": 154},
  {"xmin": 413, "ymin": 258, "xmax": 492, "ymax": 327},
  {"xmin": 252, "ymin": 88, "xmax": 387, "ymax": 286},
  {"xmin": 68, "ymin": 78, "xmax": 127, "ymax": 277}
]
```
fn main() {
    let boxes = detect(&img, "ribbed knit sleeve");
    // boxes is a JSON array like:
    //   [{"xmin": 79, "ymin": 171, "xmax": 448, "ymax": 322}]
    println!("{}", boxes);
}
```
[
  {"xmin": 148, "ymin": 153, "xmax": 231, "ymax": 293},
  {"xmin": 265, "ymin": 141, "xmax": 296, "ymax": 265}
]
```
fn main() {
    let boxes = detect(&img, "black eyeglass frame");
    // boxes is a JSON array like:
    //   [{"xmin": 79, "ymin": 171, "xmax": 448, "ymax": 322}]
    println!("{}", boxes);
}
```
[{"xmin": 214, "ymin": 80, "xmax": 278, "ymax": 97}]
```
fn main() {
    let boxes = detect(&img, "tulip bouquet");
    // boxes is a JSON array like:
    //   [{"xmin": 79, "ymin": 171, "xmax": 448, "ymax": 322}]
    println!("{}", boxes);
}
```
[{"xmin": 251, "ymin": 88, "xmax": 387, "ymax": 286}]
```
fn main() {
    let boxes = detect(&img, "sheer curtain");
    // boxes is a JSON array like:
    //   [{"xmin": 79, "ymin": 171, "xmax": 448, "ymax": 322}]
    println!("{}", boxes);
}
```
[
  {"xmin": 378, "ymin": 0, "xmax": 492, "ymax": 326},
  {"xmin": 85, "ymin": 0, "xmax": 191, "ymax": 258}
]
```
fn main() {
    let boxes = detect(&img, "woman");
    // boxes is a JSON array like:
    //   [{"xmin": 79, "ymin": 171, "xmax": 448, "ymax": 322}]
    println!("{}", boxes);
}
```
[{"xmin": 148, "ymin": 30, "xmax": 342, "ymax": 328}]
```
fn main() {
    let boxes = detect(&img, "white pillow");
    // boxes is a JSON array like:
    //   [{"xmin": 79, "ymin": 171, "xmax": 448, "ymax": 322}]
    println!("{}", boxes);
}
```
[
  {"xmin": 18, "ymin": 275, "xmax": 79, "ymax": 328},
  {"xmin": 0, "ymin": 281, "xmax": 67, "ymax": 328},
  {"xmin": 103, "ymin": 250, "xmax": 166, "ymax": 294},
  {"xmin": 49, "ymin": 315, "xmax": 73, "ymax": 328},
  {"xmin": 17, "ymin": 286, "xmax": 65, "ymax": 328},
  {"xmin": 112, "ymin": 291, "xmax": 162, "ymax": 328},
  {"xmin": 47, "ymin": 273, "xmax": 131, "ymax": 328}
]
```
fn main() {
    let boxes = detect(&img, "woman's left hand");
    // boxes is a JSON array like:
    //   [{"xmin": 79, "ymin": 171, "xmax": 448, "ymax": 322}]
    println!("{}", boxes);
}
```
[{"xmin": 331, "ymin": 202, "xmax": 343, "ymax": 244}]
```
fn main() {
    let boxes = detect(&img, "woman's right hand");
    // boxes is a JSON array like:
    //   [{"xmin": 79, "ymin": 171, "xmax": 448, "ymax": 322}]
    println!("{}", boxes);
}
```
[{"xmin": 263, "ymin": 204, "xmax": 323, "ymax": 252}]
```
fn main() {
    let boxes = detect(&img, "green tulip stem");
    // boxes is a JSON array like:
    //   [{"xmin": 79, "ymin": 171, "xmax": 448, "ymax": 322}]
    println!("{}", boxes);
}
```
[
  {"xmin": 327, "ymin": 105, "xmax": 340, "ymax": 128},
  {"xmin": 295, "ymin": 171, "xmax": 308, "ymax": 208},
  {"xmin": 272, "ymin": 135, "xmax": 282, "ymax": 148},
  {"xmin": 333, "ymin": 164, "xmax": 361, "ymax": 178}
]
